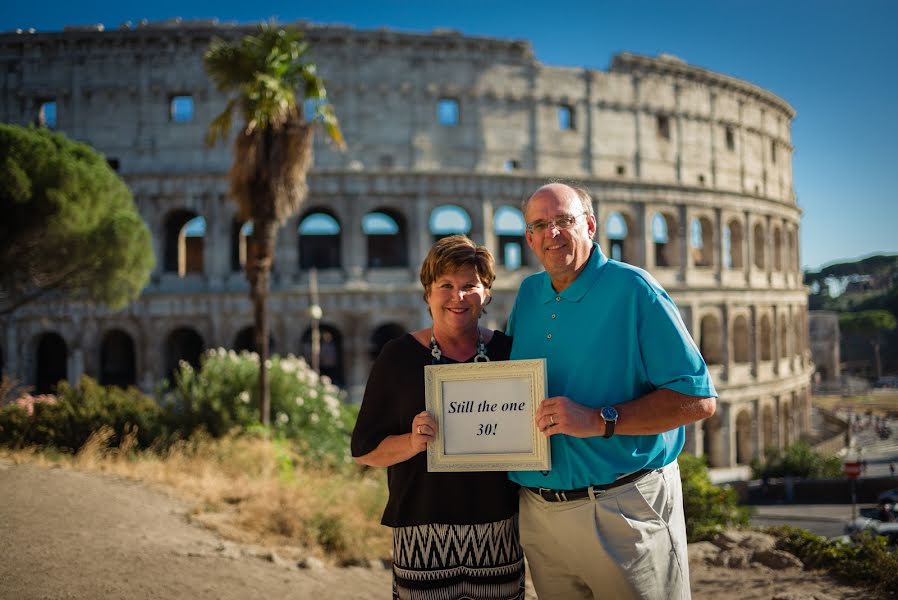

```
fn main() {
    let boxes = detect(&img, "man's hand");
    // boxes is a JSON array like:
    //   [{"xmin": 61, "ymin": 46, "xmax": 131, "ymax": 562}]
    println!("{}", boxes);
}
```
[{"xmin": 536, "ymin": 396, "xmax": 602, "ymax": 438}]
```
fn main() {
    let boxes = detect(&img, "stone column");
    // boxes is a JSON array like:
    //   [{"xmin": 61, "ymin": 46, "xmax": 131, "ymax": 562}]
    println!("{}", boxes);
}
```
[
  {"xmin": 527, "ymin": 65, "xmax": 540, "ymax": 172},
  {"xmin": 344, "ymin": 197, "xmax": 365, "ymax": 281},
  {"xmin": 481, "ymin": 196, "xmax": 496, "ymax": 256},
  {"xmin": 678, "ymin": 204, "xmax": 689, "ymax": 283},
  {"xmin": 642, "ymin": 203, "xmax": 655, "ymax": 271}
]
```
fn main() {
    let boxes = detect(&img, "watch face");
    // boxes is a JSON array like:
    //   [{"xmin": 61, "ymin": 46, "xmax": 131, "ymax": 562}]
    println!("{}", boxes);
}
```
[{"xmin": 601, "ymin": 406, "xmax": 618, "ymax": 421}]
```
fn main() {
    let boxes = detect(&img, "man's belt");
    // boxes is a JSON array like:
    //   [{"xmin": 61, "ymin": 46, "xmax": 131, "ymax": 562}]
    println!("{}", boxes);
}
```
[{"xmin": 525, "ymin": 468, "xmax": 655, "ymax": 502}]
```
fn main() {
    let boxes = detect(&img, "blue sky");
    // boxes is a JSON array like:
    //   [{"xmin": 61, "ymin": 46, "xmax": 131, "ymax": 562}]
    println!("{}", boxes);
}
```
[{"xmin": 2, "ymin": 0, "xmax": 895, "ymax": 271}]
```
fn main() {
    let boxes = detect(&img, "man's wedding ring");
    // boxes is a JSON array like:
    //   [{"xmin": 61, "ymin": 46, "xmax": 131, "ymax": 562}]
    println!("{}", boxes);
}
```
[
  {"xmin": 417, "ymin": 426, "xmax": 422, "ymax": 434},
  {"xmin": 549, "ymin": 415, "xmax": 555, "ymax": 426}
]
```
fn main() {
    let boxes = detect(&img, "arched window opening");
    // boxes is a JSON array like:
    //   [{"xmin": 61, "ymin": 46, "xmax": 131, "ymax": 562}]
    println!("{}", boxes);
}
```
[
  {"xmin": 370, "ymin": 323, "xmax": 407, "ymax": 361},
  {"xmin": 231, "ymin": 220, "xmax": 253, "ymax": 271},
  {"xmin": 691, "ymin": 216, "xmax": 713, "ymax": 267},
  {"xmin": 735, "ymin": 411, "xmax": 753, "ymax": 465},
  {"xmin": 760, "ymin": 314, "xmax": 772, "ymax": 361},
  {"xmin": 302, "ymin": 324, "xmax": 344, "ymax": 386},
  {"xmin": 702, "ymin": 414, "xmax": 725, "ymax": 468},
  {"xmin": 164, "ymin": 210, "xmax": 204, "ymax": 275},
  {"xmin": 652, "ymin": 212, "xmax": 679, "ymax": 268},
  {"xmin": 494, "ymin": 206, "xmax": 527, "ymax": 270},
  {"xmin": 753, "ymin": 222, "xmax": 766, "ymax": 270},
  {"xmin": 762, "ymin": 405, "xmax": 775, "ymax": 449},
  {"xmin": 733, "ymin": 315, "xmax": 750, "ymax": 363},
  {"xmin": 165, "ymin": 327, "xmax": 205, "ymax": 381},
  {"xmin": 606, "ymin": 211, "xmax": 628, "ymax": 263},
  {"xmin": 35, "ymin": 332, "xmax": 67, "ymax": 394},
  {"xmin": 773, "ymin": 227, "xmax": 783, "ymax": 271},
  {"xmin": 699, "ymin": 315, "xmax": 722, "ymax": 365},
  {"xmin": 100, "ymin": 330, "xmax": 136, "ymax": 388},
  {"xmin": 779, "ymin": 317, "xmax": 789, "ymax": 359},
  {"xmin": 299, "ymin": 210, "xmax": 341, "ymax": 270},
  {"xmin": 726, "ymin": 220, "xmax": 743, "ymax": 270},
  {"xmin": 233, "ymin": 326, "xmax": 276, "ymax": 355},
  {"xmin": 430, "ymin": 205, "xmax": 471, "ymax": 243},
  {"xmin": 363, "ymin": 209, "xmax": 408, "ymax": 268}
]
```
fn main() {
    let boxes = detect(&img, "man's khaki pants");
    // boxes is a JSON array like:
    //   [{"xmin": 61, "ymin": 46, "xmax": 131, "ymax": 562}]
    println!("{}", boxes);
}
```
[{"xmin": 519, "ymin": 462, "xmax": 690, "ymax": 600}]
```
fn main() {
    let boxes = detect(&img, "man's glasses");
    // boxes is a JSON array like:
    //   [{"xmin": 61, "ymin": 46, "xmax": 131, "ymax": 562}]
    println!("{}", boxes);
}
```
[{"xmin": 525, "ymin": 213, "xmax": 585, "ymax": 235}]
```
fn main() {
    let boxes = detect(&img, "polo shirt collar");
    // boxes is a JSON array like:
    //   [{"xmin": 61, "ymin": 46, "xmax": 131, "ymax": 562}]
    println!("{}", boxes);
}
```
[{"xmin": 539, "ymin": 242, "xmax": 608, "ymax": 303}]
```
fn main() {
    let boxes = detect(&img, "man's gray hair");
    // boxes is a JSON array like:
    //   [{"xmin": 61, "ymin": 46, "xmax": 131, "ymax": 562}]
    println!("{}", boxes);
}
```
[{"xmin": 521, "ymin": 181, "xmax": 594, "ymax": 218}]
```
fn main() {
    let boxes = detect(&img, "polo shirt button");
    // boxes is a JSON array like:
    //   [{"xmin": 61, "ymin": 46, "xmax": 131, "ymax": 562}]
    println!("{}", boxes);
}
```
[
  {"xmin": 551, "ymin": 314, "xmax": 556, "ymax": 319},
  {"xmin": 547, "ymin": 333, "xmax": 552, "ymax": 339},
  {"xmin": 555, "ymin": 297, "xmax": 561, "ymax": 302}
]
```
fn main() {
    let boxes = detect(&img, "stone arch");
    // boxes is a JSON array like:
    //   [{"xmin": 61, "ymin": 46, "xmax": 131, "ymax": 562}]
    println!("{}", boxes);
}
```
[
  {"xmin": 430, "ymin": 204, "xmax": 472, "ymax": 243},
  {"xmin": 702, "ymin": 414, "xmax": 726, "ymax": 468},
  {"xmin": 494, "ymin": 205, "xmax": 527, "ymax": 269},
  {"xmin": 232, "ymin": 325, "xmax": 276, "ymax": 355},
  {"xmin": 735, "ymin": 409, "xmax": 753, "ymax": 465},
  {"xmin": 759, "ymin": 314, "xmax": 773, "ymax": 361},
  {"xmin": 699, "ymin": 313, "xmax": 723, "ymax": 365},
  {"xmin": 163, "ymin": 209, "xmax": 205, "ymax": 275},
  {"xmin": 773, "ymin": 225, "xmax": 783, "ymax": 271},
  {"xmin": 753, "ymin": 221, "xmax": 766, "ymax": 270},
  {"xmin": 781, "ymin": 397, "xmax": 793, "ymax": 445},
  {"xmin": 230, "ymin": 219, "xmax": 252, "ymax": 271},
  {"xmin": 298, "ymin": 208, "xmax": 342, "ymax": 270},
  {"xmin": 725, "ymin": 218, "xmax": 743, "ymax": 270},
  {"xmin": 164, "ymin": 327, "xmax": 205, "ymax": 380},
  {"xmin": 35, "ymin": 332, "xmax": 68, "ymax": 394},
  {"xmin": 99, "ymin": 329, "xmax": 136, "ymax": 388},
  {"xmin": 363, "ymin": 208, "xmax": 409, "ymax": 268},
  {"xmin": 691, "ymin": 215, "xmax": 714, "ymax": 268},
  {"xmin": 301, "ymin": 323, "xmax": 345, "ymax": 386},
  {"xmin": 605, "ymin": 210, "xmax": 635, "ymax": 264},
  {"xmin": 652, "ymin": 211, "xmax": 680, "ymax": 268},
  {"xmin": 762, "ymin": 403, "xmax": 776, "ymax": 451},
  {"xmin": 370, "ymin": 322, "xmax": 407, "ymax": 361},
  {"xmin": 733, "ymin": 314, "xmax": 750, "ymax": 363}
]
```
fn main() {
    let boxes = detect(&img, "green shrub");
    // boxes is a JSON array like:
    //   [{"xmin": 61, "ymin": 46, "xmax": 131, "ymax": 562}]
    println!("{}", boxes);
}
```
[
  {"xmin": 751, "ymin": 441, "xmax": 843, "ymax": 479},
  {"xmin": 772, "ymin": 525, "xmax": 898, "ymax": 596},
  {"xmin": 678, "ymin": 452, "xmax": 751, "ymax": 542},
  {"xmin": 164, "ymin": 349, "xmax": 358, "ymax": 465},
  {"xmin": 0, "ymin": 377, "xmax": 162, "ymax": 451}
]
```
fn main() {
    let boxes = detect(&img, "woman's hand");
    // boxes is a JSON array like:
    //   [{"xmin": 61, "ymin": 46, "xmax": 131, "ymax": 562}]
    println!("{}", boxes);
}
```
[{"xmin": 409, "ymin": 411, "xmax": 438, "ymax": 453}]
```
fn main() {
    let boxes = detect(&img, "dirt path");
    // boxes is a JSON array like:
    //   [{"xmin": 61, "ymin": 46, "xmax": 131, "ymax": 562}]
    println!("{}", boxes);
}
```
[{"xmin": 0, "ymin": 460, "xmax": 877, "ymax": 600}]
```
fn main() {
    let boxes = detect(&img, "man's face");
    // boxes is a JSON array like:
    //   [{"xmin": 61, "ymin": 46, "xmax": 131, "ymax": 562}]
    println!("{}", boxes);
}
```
[{"xmin": 524, "ymin": 185, "xmax": 596, "ymax": 282}]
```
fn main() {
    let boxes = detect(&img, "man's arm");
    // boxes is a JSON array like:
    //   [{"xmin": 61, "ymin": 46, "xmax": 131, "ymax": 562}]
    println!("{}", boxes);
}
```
[{"xmin": 535, "ymin": 388, "xmax": 716, "ymax": 438}]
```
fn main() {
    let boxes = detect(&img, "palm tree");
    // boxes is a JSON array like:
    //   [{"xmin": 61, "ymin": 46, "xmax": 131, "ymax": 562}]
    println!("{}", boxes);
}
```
[{"xmin": 204, "ymin": 23, "xmax": 344, "ymax": 426}]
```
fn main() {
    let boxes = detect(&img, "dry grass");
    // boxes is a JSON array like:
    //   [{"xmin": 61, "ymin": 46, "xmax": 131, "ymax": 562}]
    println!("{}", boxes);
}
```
[
  {"xmin": 0, "ymin": 429, "xmax": 391, "ymax": 563},
  {"xmin": 813, "ymin": 391, "xmax": 898, "ymax": 416}
]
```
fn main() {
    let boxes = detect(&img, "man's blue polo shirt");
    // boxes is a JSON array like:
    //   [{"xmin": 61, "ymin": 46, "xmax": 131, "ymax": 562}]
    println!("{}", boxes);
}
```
[{"xmin": 507, "ymin": 243, "xmax": 717, "ymax": 490}]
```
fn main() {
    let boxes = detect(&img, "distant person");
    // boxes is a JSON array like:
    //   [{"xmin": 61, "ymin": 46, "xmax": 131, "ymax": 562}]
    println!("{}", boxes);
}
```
[
  {"xmin": 351, "ymin": 235, "xmax": 524, "ymax": 600},
  {"xmin": 890, "ymin": 462, "xmax": 895, "ymax": 478}
]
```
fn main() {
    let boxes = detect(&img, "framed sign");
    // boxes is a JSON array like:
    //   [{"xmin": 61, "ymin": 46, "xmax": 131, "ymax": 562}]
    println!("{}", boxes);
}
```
[{"xmin": 423, "ymin": 358, "xmax": 550, "ymax": 472}]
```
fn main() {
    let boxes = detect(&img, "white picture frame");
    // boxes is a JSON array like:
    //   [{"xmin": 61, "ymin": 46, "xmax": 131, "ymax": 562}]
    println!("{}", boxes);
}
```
[{"xmin": 423, "ymin": 358, "xmax": 550, "ymax": 472}]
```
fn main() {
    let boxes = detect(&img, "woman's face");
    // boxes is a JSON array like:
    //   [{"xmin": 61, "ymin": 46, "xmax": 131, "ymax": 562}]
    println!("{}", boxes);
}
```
[{"xmin": 426, "ymin": 266, "xmax": 489, "ymax": 335}]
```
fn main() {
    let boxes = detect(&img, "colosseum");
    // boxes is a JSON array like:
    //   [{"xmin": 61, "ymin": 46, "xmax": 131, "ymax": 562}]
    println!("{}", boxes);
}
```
[{"xmin": 0, "ymin": 20, "xmax": 812, "ymax": 469}]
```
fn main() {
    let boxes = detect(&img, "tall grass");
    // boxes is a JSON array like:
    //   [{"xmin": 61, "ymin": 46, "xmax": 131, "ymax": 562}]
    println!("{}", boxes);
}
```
[{"xmin": 1, "ymin": 428, "xmax": 391, "ymax": 563}]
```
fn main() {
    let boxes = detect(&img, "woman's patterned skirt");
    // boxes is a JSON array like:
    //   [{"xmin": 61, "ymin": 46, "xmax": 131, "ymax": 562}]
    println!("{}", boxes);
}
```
[{"xmin": 391, "ymin": 515, "xmax": 525, "ymax": 600}]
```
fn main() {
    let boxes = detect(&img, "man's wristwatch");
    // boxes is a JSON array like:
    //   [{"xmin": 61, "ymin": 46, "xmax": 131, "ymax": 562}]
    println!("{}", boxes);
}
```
[{"xmin": 600, "ymin": 406, "xmax": 618, "ymax": 439}]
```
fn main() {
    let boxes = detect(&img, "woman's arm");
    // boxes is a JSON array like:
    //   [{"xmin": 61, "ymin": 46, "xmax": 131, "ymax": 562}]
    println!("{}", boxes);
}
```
[{"xmin": 354, "ymin": 411, "xmax": 437, "ymax": 467}]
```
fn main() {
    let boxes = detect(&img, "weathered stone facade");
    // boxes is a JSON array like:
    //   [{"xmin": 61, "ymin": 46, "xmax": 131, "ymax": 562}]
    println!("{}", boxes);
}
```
[{"xmin": 0, "ymin": 21, "xmax": 813, "ymax": 467}]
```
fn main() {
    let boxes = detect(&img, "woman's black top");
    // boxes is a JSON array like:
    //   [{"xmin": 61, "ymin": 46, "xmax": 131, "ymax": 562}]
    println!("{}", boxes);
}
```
[{"xmin": 351, "ymin": 331, "xmax": 519, "ymax": 527}]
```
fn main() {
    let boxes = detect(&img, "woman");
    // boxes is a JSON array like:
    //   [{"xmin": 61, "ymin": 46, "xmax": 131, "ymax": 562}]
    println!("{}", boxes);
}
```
[{"xmin": 352, "ymin": 235, "xmax": 524, "ymax": 600}]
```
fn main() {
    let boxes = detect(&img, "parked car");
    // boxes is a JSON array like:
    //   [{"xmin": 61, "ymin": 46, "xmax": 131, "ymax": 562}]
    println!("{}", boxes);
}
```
[
  {"xmin": 845, "ymin": 505, "xmax": 898, "ymax": 545},
  {"xmin": 878, "ymin": 489, "xmax": 898, "ymax": 504}
]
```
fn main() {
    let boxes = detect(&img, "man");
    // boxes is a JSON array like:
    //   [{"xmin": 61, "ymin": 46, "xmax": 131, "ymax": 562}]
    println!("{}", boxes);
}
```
[{"xmin": 506, "ymin": 182, "xmax": 717, "ymax": 600}]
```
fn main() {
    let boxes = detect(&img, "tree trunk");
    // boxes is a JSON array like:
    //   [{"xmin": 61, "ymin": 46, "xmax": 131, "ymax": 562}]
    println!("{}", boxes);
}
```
[{"xmin": 247, "ymin": 218, "xmax": 279, "ymax": 427}]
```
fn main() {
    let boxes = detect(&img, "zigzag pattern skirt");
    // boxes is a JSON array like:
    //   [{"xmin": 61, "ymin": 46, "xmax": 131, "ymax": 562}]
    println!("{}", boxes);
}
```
[{"xmin": 391, "ymin": 515, "xmax": 526, "ymax": 600}]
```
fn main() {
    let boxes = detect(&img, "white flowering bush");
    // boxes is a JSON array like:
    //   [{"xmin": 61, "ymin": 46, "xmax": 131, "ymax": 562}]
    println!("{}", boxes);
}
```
[{"xmin": 165, "ymin": 349, "xmax": 357, "ymax": 465}]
